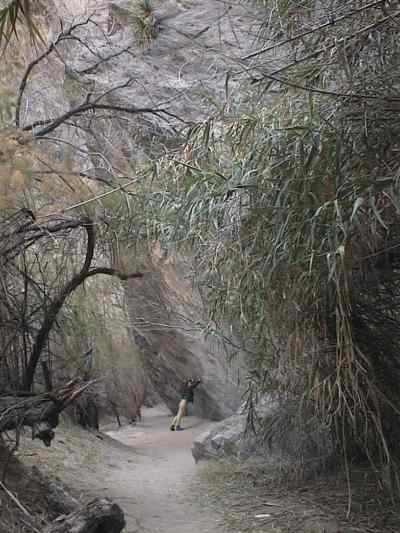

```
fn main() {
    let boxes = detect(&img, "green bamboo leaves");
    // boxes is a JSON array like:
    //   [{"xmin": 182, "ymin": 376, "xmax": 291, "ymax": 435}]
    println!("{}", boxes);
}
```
[{"xmin": 0, "ymin": 0, "xmax": 42, "ymax": 54}]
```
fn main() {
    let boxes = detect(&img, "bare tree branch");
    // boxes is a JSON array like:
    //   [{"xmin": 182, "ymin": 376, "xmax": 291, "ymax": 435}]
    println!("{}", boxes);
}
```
[
  {"xmin": 22, "ymin": 218, "xmax": 95, "ymax": 390},
  {"xmin": 0, "ymin": 378, "xmax": 97, "ymax": 445},
  {"xmin": 250, "ymin": 8, "xmax": 400, "ymax": 84},
  {"xmin": 15, "ymin": 15, "xmax": 96, "ymax": 127},
  {"xmin": 21, "ymin": 218, "xmax": 143, "ymax": 390},
  {"xmin": 76, "ymin": 45, "xmax": 133, "ymax": 75},
  {"xmin": 22, "ymin": 101, "xmax": 185, "ymax": 137},
  {"xmin": 241, "ymin": 0, "xmax": 386, "ymax": 61},
  {"xmin": 84, "ymin": 267, "xmax": 143, "ymax": 281},
  {"xmin": 2, "ymin": 217, "xmax": 83, "ymax": 260}
]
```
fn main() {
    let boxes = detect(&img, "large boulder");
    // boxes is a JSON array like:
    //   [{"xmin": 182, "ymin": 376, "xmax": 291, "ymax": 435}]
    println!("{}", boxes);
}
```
[
  {"xmin": 125, "ymin": 251, "xmax": 247, "ymax": 420},
  {"xmin": 192, "ymin": 414, "xmax": 248, "ymax": 462},
  {"xmin": 192, "ymin": 396, "xmax": 277, "ymax": 462},
  {"xmin": 192, "ymin": 398, "xmax": 335, "ymax": 476}
]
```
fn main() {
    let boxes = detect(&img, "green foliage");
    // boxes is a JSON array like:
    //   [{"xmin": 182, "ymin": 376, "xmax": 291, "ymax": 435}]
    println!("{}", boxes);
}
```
[
  {"xmin": 58, "ymin": 273, "xmax": 147, "ymax": 419},
  {"xmin": 123, "ymin": 0, "xmax": 400, "ymax": 486},
  {"xmin": 109, "ymin": 0, "xmax": 159, "ymax": 47},
  {"xmin": 134, "ymin": 17, "xmax": 158, "ymax": 47},
  {"xmin": 0, "ymin": 0, "xmax": 42, "ymax": 54}
]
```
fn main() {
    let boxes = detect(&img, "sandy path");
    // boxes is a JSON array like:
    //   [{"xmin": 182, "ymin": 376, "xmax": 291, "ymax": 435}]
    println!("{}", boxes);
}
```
[
  {"xmin": 19, "ymin": 405, "xmax": 223, "ymax": 533},
  {"xmin": 94, "ymin": 406, "xmax": 221, "ymax": 533},
  {"xmin": 17, "ymin": 408, "xmax": 391, "ymax": 533}
]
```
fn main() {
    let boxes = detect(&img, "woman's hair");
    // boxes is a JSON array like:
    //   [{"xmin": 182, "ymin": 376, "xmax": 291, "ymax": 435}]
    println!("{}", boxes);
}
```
[{"xmin": 182, "ymin": 377, "xmax": 200, "ymax": 389}]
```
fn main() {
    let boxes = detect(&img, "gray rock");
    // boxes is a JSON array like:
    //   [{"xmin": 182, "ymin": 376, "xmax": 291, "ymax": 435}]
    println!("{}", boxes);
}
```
[
  {"xmin": 192, "ymin": 397, "xmax": 335, "ymax": 475},
  {"xmin": 192, "ymin": 397, "xmax": 276, "ymax": 462},
  {"xmin": 192, "ymin": 414, "xmax": 246, "ymax": 462},
  {"xmin": 125, "ymin": 253, "xmax": 247, "ymax": 420},
  {"xmin": 4, "ymin": 0, "xmax": 261, "ymax": 421}
]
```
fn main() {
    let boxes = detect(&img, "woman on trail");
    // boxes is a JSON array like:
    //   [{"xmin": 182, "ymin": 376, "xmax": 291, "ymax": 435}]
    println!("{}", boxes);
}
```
[{"xmin": 170, "ymin": 377, "xmax": 201, "ymax": 431}]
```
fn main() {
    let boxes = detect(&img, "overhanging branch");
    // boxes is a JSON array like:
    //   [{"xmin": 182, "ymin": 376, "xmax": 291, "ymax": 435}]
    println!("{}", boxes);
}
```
[
  {"xmin": 21, "ymin": 217, "xmax": 143, "ymax": 390},
  {"xmin": 0, "ymin": 379, "xmax": 96, "ymax": 446},
  {"xmin": 22, "ymin": 102, "xmax": 184, "ymax": 137},
  {"xmin": 15, "ymin": 15, "xmax": 97, "ymax": 128}
]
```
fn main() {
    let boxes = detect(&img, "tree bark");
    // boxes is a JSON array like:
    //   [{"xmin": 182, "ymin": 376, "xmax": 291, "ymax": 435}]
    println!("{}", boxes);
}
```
[
  {"xmin": 44, "ymin": 498, "xmax": 125, "ymax": 533},
  {"xmin": 23, "ymin": 220, "xmax": 95, "ymax": 391},
  {"xmin": 0, "ymin": 380, "xmax": 95, "ymax": 445},
  {"xmin": 0, "ymin": 394, "xmax": 60, "ymax": 446},
  {"xmin": 22, "ymin": 217, "xmax": 143, "ymax": 391}
]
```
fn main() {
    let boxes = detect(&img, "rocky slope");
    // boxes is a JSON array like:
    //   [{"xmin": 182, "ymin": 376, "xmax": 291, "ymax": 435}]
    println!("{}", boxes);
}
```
[
  {"xmin": 56, "ymin": 0, "xmax": 259, "ymax": 417},
  {"xmin": 1, "ymin": 0, "xmax": 262, "ymax": 418},
  {"xmin": 125, "ymin": 250, "xmax": 246, "ymax": 419}
]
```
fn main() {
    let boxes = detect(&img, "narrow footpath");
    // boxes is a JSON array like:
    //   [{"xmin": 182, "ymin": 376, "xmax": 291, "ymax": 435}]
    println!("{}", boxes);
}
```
[
  {"xmin": 22, "ymin": 405, "xmax": 383, "ymax": 532},
  {"xmin": 90, "ymin": 405, "xmax": 221, "ymax": 533},
  {"xmin": 20, "ymin": 405, "xmax": 225, "ymax": 533}
]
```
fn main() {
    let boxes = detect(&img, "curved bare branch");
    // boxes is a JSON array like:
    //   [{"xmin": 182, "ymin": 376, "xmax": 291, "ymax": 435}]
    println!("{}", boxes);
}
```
[{"xmin": 22, "ymin": 218, "xmax": 143, "ymax": 390}]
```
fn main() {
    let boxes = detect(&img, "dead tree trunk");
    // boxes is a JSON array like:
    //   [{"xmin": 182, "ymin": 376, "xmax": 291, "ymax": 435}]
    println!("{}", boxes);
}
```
[
  {"xmin": 0, "ymin": 380, "xmax": 94, "ymax": 446},
  {"xmin": 74, "ymin": 394, "xmax": 99, "ymax": 431},
  {"xmin": 44, "ymin": 498, "xmax": 125, "ymax": 533},
  {"xmin": 21, "ymin": 218, "xmax": 143, "ymax": 391},
  {"xmin": 0, "ymin": 394, "xmax": 60, "ymax": 446}
]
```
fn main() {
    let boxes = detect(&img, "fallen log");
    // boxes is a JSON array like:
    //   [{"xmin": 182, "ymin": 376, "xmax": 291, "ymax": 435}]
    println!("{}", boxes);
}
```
[
  {"xmin": 0, "ymin": 394, "xmax": 60, "ymax": 446},
  {"xmin": 0, "ymin": 379, "xmax": 95, "ymax": 446},
  {"xmin": 44, "ymin": 498, "xmax": 125, "ymax": 533}
]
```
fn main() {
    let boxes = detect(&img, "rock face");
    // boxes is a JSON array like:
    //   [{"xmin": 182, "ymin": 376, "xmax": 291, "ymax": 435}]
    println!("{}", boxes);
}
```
[
  {"xmin": 192, "ymin": 398, "xmax": 335, "ymax": 475},
  {"xmin": 125, "ymin": 251, "xmax": 247, "ymax": 420},
  {"xmin": 192, "ymin": 414, "xmax": 248, "ymax": 462},
  {"xmin": 192, "ymin": 397, "xmax": 276, "ymax": 461},
  {"xmin": 4, "ymin": 0, "xmax": 261, "ymax": 420},
  {"xmin": 101, "ymin": 1, "xmax": 259, "ymax": 419}
]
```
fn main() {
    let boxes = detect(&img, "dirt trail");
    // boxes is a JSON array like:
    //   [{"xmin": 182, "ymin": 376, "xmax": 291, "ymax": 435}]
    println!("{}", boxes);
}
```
[
  {"xmin": 21, "ymin": 406, "xmax": 384, "ymax": 533},
  {"xmin": 17, "ymin": 408, "xmax": 400, "ymax": 533},
  {"xmin": 19, "ymin": 405, "xmax": 227, "ymax": 532},
  {"xmin": 35, "ymin": 405, "xmax": 220, "ymax": 533},
  {"xmin": 98, "ymin": 405, "xmax": 220, "ymax": 533}
]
